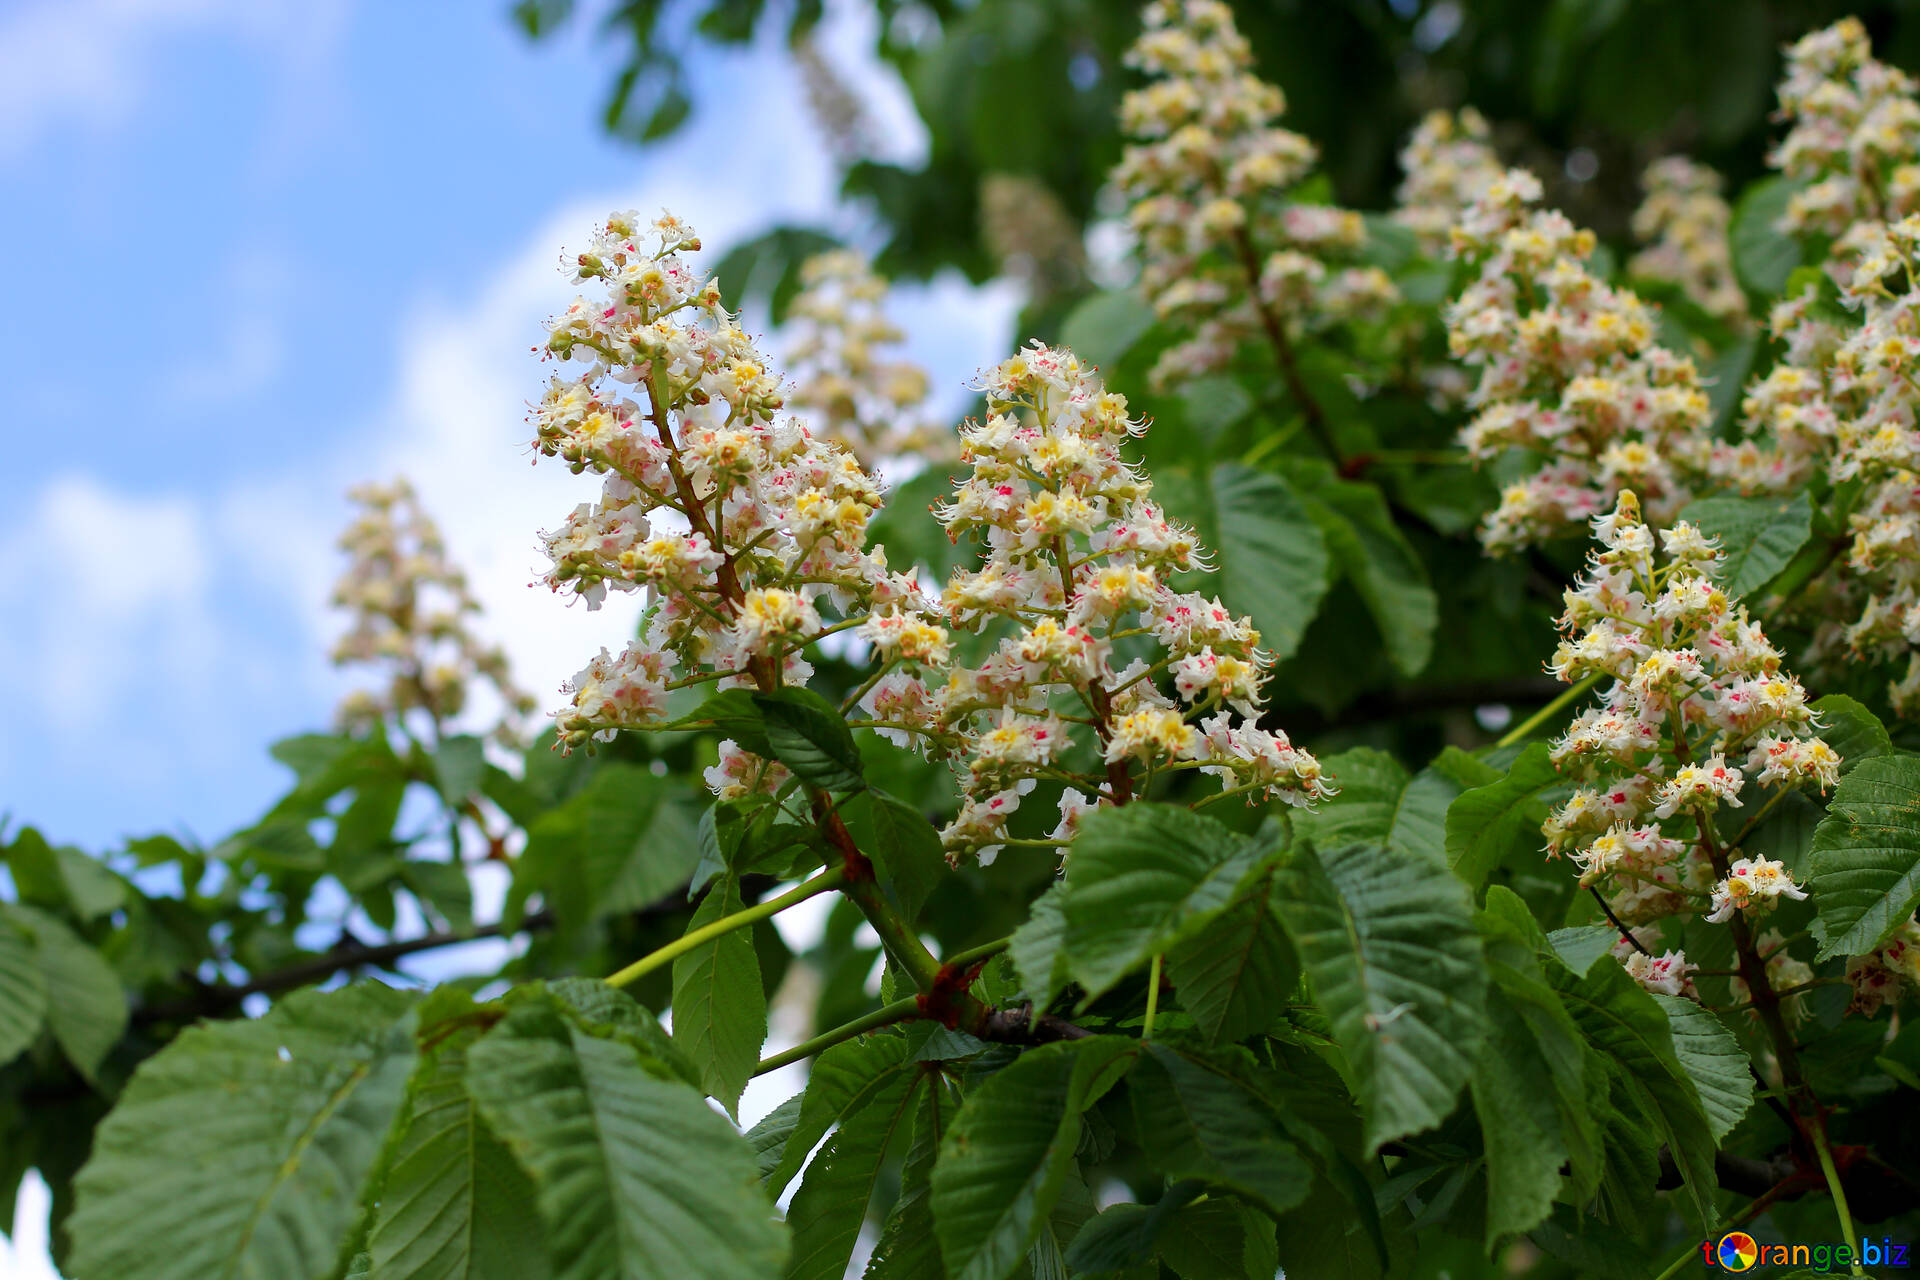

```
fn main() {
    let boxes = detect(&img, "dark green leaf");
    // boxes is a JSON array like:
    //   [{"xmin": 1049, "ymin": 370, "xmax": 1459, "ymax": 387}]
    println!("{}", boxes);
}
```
[
  {"xmin": 1209, "ymin": 463, "xmax": 1331, "ymax": 663},
  {"xmin": 1809, "ymin": 754, "xmax": 1920, "ymax": 958},
  {"xmin": 2, "ymin": 904, "xmax": 126, "ymax": 1083},
  {"xmin": 1165, "ymin": 867, "xmax": 1298, "ymax": 1043},
  {"xmin": 1679, "ymin": 491, "xmax": 1813, "ymax": 598},
  {"xmin": 1285, "ymin": 461, "xmax": 1438, "ymax": 678},
  {"xmin": 841, "ymin": 789, "xmax": 944, "ymax": 920},
  {"xmin": 1811, "ymin": 695, "xmax": 1892, "ymax": 776},
  {"xmin": 1275, "ymin": 841, "xmax": 1486, "ymax": 1152},
  {"xmin": 465, "ymin": 992, "xmax": 787, "ymax": 1280},
  {"xmin": 1059, "ymin": 289, "xmax": 1154, "ymax": 369},
  {"xmin": 1444, "ymin": 742, "xmax": 1559, "ymax": 888},
  {"xmin": 1009, "ymin": 880, "xmax": 1072, "ymax": 1011},
  {"xmin": 755, "ymin": 689, "xmax": 866, "ymax": 792},
  {"xmin": 671, "ymin": 876, "xmax": 768, "ymax": 1116},
  {"xmin": 764, "ymin": 1034, "xmax": 913, "ymax": 1195},
  {"xmin": 67, "ymin": 985, "xmax": 418, "ymax": 1280},
  {"xmin": 863, "ymin": 1074, "xmax": 956, "ymax": 1280},
  {"xmin": 1652, "ymin": 995, "xmax": 1752, "ymax": 1142},
  {"xmin": 1130, "ymin": 1044, "xmax": 1314, "ymax": 1216},
  {"xmin": 785, "ymin": 1068, "xmax": 921, "ymax": 1280},
  {"xmin": 1730, "ymin": 175, "xmax": 1804, "ymax": 298},
  {"xmin": 0, "ymin": 914, "xmax": 47, "ymax": 1069}
]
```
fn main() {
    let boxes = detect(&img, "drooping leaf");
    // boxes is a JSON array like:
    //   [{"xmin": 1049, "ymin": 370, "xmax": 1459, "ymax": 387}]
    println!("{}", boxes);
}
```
[
  {"xmin": 671, "ymin": 876, "xmax": 768, "ymax": 1117},
  {"xmin": 1809, "ymin": 754, "xmax": 1920, "ymax": 959},
  {"xmin": 1679, "ymin": 491, "xmax": 1813, "ymax": 598},
  {"xmin": 1729, "ymin": 174, "xmax": 1804, "ymax": 298},
  {"xmin": 864, "ymin": 1074, "xmax": 957, "ymax": 1280},
  {"xmin": 1209, "ymin": 463, "xmax": 1331, "ymax": 663},
  {"xmin": 365, "ymin": 996, "xmax": 549, "ymax": 1280},
  {"xmin": 931, "ymin": 1038, "xmax": 1136, "ymax": 1280},
  {"xmin": 1651, "ymin": 994, "xmax": 1752, "ymax": 1142},
  {"xmin": 1444, "ymin": 742, "xmax": 1561, "ymax": 889},
  {"xmin": 1285, "ymin": 460, "xmax": 1439, "ymax": 678},
  {"xmin": 1009, "ymin": 880, "xmax": 1072, "ymax": 1011},
  {"xmin": 465, "ymin": 992, "xmax": 787, "ymax": 1280},
  {"xmin": 1165, "ymin": 867, "xmax": 1298, "ymax": 1043},
  {"xmin": 1129, "ymin": 1044, "xmax": 1314, "ymax": 1217},
  {"xmin": 2, "ymin": 904, "xmax": 127, "ymax": 1083},
  {"xmin": 1059, "ymin": 805, "xmax": 1273, "ymax": 1001},
  {"xmin": 785, "ymin": 1068, "xmax": 922, "ymax": 1280},
  {"xmin": 756, "ymin": 688, "xmax": 867, "ymax": 792},
  {"xmin": 761, "ymin": 1033, "xmax": 913, "ymax": 1195},
  {"xmin": 66, "ymin": 984, "xmax": 419, "ymax": 1280},
  {"xmin": 515, "ymin": 764, "xmax": 703, "ymax": 926},
  {"xmin": 0, "ymin": 914, "xmax": 48, "ymax": 1069},
  {"xmin": 841, "ymin": 789, "xmax": 945, "ymax": 920},
  {"xmin": 1274, "ymin": 841, "xmax": 1486, "ymax": 1152}
]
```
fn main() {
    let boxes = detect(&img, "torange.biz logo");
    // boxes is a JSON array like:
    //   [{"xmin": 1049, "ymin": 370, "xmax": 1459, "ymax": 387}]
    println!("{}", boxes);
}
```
[{"xmin": 1702, "ymin": 1230, "xmax": 1912, "ymax": 1271}]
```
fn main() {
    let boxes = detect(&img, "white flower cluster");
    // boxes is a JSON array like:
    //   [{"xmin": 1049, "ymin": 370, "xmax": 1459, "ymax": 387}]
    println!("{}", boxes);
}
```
[
  {"xmin": 1736, "ymin": 20, "xmax": 1920, "ymax": 715},
  {"xmin": 1629, "ymin": 156, "xmax": 1749, "ymax": 329},
  {"xmin": 1611, "ymin": 931, "xmax": 1699, "ymax": 998},
  {"xmin": 532, "ymin": 212, "xmax": 932, "ymax": 762},
  {"xmin": 1113, "ymin": 0, "xmax": 1394, "ymax": 392},
  {"xmin": 917, "ymin": 343, "xmax": 1330, "ymax": 860},
  {"xmin": 1392, "ymin": 108, "xmax": 1503, "ymax": 258},
  {"xmin": 330, "ymin": 478, "xmax": 534, "ymax": 742},
  {"xmin": 1541, "ymin": 492, "xmax": 1833, "ymax": 929},
  {"xmin": 784, "ymin": 250, "xmax": 945, "ymax": 468},
  {"xmin": 1447, "ymin": 172, "xmax": 1716, "ymax": 551}
]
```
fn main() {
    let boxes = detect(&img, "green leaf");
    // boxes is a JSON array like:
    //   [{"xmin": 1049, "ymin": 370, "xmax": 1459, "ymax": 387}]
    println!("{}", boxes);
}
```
[
  {"xmin": 1548, "ymin": 953, "xmax": 1720, "ymax": 1229},
  {"xmin": 433, "ymin": 735, "xmax": 487, "ymax": 803},
  {"xmin": 1157, "ymin": 1200, "xmax": 1278, "ymax": 1280},
  {"xmin": 67, "ymin": 984, "xmax": 419, "ymax": 1280},
  {"xmin": 1809, "ymin": 755, "xmax": 1920, "ymax": 959},
  {"xmin": 746, "ymin": 1092, "xmax": 805, "ymax": 1186},
  {"xmin": 841, "ymin": 789, "xmax": 944, "ymax": 920},
  {"xmin": 755, "ymin": 688, "xmax": 867, "ymax": 792},
  {"xmin": 1130, "ymin": 1044, "xmax": 1314, "ymax": 1216},
  {"xmin": 1730, "ymin": 174, "xmax": 1805, "ymax": 298},
  {"xmin": 2, "ymin": 904, "xmax": 127, "ymax": 1083},
  {"xmin": 1651, "ymin": 995, "xmax": 1752, "ymax": 1142},
  {"xmin": 1059, "ymin": 289, "xmax": 1154, "ymax": 369},
  {"xmin": 1009, "ymin": 880, "xmax": 1072, "ymax": 1011},
  {"xmin": 1274, "ymin": 841, "xmax": 1486, "ymax": 1152},
  {"xmin": 517, "ymin": 764, "xmax": 703, "ymax": 925},
  {"xmin": 1060, "ymin": 805, "xmax": 1271, "ymax": 1001},
  {"xmin": 1295, "ymin": 746, "xmax": 1485, "ymax": 866},
  {"xmin": 931, "ymin": 1038, "xmax": 1136, "ymax": 1280},
  {"xmin": 670, "ymin": 876, "xmax": 768, "ymax": 1117},
  {"xmin": 1811, "ymin": 695, "xmax": 1892, "ymax": 776},
  {"xmin": 365, "ymin": 996, "xmax": 549, "ymax": 1280},
  {"xmin": 1285, "ymin": 461, "xmax": 1439, "ymax": 678},
  {"xmin": 1165, "ymin": 866, "xmax": 1298, "ymax": 1043},
  {"xmin": 1444, "ymin": 742, "xmax": 1560, "ymax": 888},
  {"xmin": 1679, "ymin": 491, "xmax": 1813, "ymax": 598},
  {"xmin": 465, "ymin": 991, "xmax": 787, "ymax": 1280},
  {"xmin": 785, "ymin": 1068, "xmax": 922, "ymax": 1280},
  {"xmin": 709, "ymin": 225, "xmax": 842, "ymax": 322},
  {"xmin": 763, "ymin": 1034, "xmax": 913, "ymax": 1195},
  {"xmin": 1209, "ymin": 463, "xmax": 1331, "ymax": 663},
  {"xmin": 863, "ymin": 1075, "xmax": 956, "ymax": 1279},
  {"xmin": 0, "ymin": 914, "xmax": 47, "ymax": 1069}
]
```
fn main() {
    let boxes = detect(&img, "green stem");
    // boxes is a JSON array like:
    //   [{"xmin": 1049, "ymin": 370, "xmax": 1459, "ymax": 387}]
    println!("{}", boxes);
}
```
[
  {"xmin": 1809, "ymin": 1119, "xmax": 1864, "ymax": 1276},
  {"xmin": 1650, "ymin": 1241, "xmax": 1704, "ymax": 1280},
  {"xmin": 751, "ymin": 996, "xmax": 920, "ymax": 1077},
  {"xmin": 1496, "ymin": 672, "xmax": 1601, "ymax": 749},
  {"xmin": 945, "ymin": 936, "xmax": 1013, "ymax": 971},
  {"xmin": 605, "ymin": 867, "xmax": 847, "ymax": 989},
  {"xmin": 1143, "ymin": 953, "xmax": 1164, "ymax": 1041}
]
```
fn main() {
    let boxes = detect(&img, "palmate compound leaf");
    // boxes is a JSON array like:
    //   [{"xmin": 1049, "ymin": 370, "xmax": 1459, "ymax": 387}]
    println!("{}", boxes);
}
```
[
  {"xmin": 1059, "ymin": 804, "xmax": 1277, "ymax": 1002},
  {"xmin": 931, "ymin": 1037, "xmax": 1138, "ymax": 1280},
  {"xmin": 1273, "ymin": 840, "xmax": 1486, "ymax": 1153},
  {"xmin": 1808, "ymin": 754, "xmax": 1920, "ymax": 959},
  {"xmin": 365, "ymin": 992, "xmax": 549, "ymax": 1280},
  {"xmin": 670, "ymin": 874, "xmax": 767, "ymax": 1118},
  {"xmin": 464, "ymin": 987, "xmax": 787, "ymax": 1280},
  {"xmin": 66, "ymin": 983, "xmax": 419, "ymax": 1280}
]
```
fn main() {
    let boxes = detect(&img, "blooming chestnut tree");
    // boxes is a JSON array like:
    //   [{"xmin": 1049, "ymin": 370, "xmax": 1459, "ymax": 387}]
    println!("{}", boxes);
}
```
[{"xmin": 18, "ymin": 8, "xmax": 1920, "ymax": 1280}]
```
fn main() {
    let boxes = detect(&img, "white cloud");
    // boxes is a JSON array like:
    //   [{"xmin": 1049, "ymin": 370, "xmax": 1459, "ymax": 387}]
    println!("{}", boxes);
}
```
[{"xmin": 0, "ymin": 0, "xmax": 354, "ymax": 159}]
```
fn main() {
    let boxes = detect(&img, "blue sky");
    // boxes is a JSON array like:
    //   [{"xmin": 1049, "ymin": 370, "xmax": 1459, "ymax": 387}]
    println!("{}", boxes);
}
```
[{"xmin": 0, "ymin": 0, "xmax": 1015, "ymax": 855}]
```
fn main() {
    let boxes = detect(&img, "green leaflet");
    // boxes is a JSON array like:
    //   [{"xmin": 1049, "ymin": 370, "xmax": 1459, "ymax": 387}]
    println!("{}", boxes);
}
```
[
  {"xmin": 1444, "ymin": 742, "xmax": 1561, "ymax": 888},
  {"xmin": 1, "ymin": 903, "xmax": 127, "ymax": 1083},
  {"xmin": 864, "ymin": 1074, "xmax": 958, "ymax": 1279},
  {"xmin": 1729, "ymin": 174, "xmax": 1806, "ymax": 298},
  {"xmin": 757, "ymin": 1033, "xmax": 913, "ymax": 1196},
  {"xmin": 1651, "ymin": 994, "xmax": 1752, "ymax": 1142},
  {"xmin": 785, "ymin": 1067, "xmax": 923, "ymax": 1280},
  {"xmin": 1166, "ymin": 866, "xmax": 1299, "ymax": 1043},
  {"xmin": 1208, "ymin": 462, "xmax": 1332, "ymax": 663},
  {"xmin": 755, "ymin": 688, "xmax": 868, "ymax": 792},
  {"xmin": 931, "ymin": 1037, "xmax": 1137, "ymax": 1280},
  {"xmin": 1808, "ymin": 754, "xmax": 1920, "ymax": 958},
  {"xmin": 670, "ymin": 875, "xmax": 768, "ymax": 1117},
  {"xmin": 365, "ymin": 994, "xmax": 549, "ymax": 1280},
  {"xmin": 1678, "ymin": 491, "xmax": 1813, "ymax": 598},
  {"xmin": 1274, "ymin": 840, "xmax": 1486, "ymax": 1153},
  {"xmin": 1008, "ymin": 879, "xmax": 1072, "ymax": 1011},
  {"xmin": 1059, "ymin": 804, "xmax": 1275, "ymax": 1002},
  {"xmin": 464, "ymin": 989, "xmax": 787, "ymax": 1280},
  {"xmin": 1129, "ymin": 1044, "xmax": 1314, "ymax": 1216},
  {"xmin": 511, "ymin": 763, "xmax": 703, "ymax": 927},
  {"xmin": 1810, "ymin": 694, "xmax": 1892, "ymax": 777},
  {"xmin": 0, "ymin": 913, "xmax": 47, "ymax": 1069},
  {"xmin": 66, "ymin": 984, "xmax": 419, "ymax": 1280},
  {"xmin": 841, "ymin": 788, "xmax": 945, "ymax": 921},
  {"xmin": 1296, "ymin": 745, "xmax": 1490, "ymax": 865}
]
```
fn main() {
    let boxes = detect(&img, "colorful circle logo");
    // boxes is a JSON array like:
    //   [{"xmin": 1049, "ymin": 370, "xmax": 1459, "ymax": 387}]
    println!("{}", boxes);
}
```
[{"xmin": 1717, "ymin": 1232, "xmax": 1760, "ymax": 1271}]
